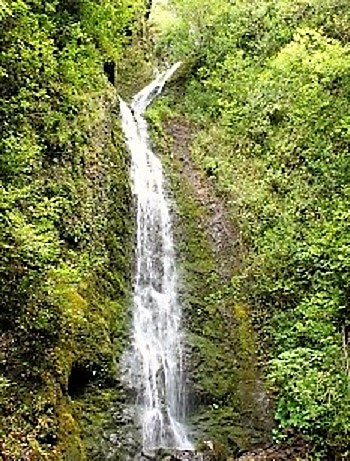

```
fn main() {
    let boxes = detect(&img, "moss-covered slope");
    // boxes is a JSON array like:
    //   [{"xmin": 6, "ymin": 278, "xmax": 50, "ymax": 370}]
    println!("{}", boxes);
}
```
[{"xmin": 146, "ymin": 110, "xmax": 273, "ymax": 456}]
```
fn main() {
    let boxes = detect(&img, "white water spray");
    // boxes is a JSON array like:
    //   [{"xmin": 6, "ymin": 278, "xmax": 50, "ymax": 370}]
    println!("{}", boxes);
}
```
[{"xmin": 120, "ymin": 64, "xmax": 192, "ymax": 452}]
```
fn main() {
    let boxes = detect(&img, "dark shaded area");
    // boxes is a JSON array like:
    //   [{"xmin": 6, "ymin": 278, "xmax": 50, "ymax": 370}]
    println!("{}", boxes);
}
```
[
  {"xmin": 104, "ymin": 61, "xmax": 116, "ymax": 86},
  {"xmin": 68, "ymin": 362, "xmax": 95, "ymax": 398},
  {"xmin": 145, "ymin": 0, "xmax": 153, "ymax": 20}
]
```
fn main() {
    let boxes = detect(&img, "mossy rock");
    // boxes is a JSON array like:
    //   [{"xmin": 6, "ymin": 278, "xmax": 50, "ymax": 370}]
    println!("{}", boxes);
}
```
[{"xmin": 146, "ymin": 109, "xmax": 273, "ymax": 455}]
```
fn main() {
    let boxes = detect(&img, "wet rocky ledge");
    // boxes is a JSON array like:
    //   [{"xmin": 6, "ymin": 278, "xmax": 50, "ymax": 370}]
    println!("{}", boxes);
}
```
[
  {"xmin": 135, "ymin": 449, "xmax": 215, "ymax": 460},
  {"xmin": 133, "ymin": 441, "xmax": 307, "ymax": 461}
]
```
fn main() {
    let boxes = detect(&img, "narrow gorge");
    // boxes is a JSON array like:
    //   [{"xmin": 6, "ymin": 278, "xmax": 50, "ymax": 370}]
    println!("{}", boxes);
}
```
[{"xmin": 1, "ymin": 0, "xmax": 349, "ymax": 460}]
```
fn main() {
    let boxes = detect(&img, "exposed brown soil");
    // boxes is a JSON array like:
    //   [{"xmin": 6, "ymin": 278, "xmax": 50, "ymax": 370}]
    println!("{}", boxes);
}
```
[{"xmin": 164, "ymin": 116, "xmax": 245, "ymax": 281}]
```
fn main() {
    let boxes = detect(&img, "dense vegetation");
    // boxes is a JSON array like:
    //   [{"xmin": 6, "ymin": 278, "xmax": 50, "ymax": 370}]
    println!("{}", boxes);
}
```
[
  {"xmin": 1, "ymin": 0, "xmax": 349, "ymax": 459},
  {"xmin": 151, "ymin": 0, "xmax": 350, "ymax": 458},
  {"xmin": 0, "ymin": 0, "xmax": 149, "ymax": 459}
]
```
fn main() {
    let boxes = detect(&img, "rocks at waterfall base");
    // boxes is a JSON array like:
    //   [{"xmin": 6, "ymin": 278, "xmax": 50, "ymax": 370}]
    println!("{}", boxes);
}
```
[
  {"xmin": 135, "ymin": 442, "xmax": 307, "ymax": 460},
  {"xmin": 136, "ymin": 449, "xmax": 215, "ymax": 460}
]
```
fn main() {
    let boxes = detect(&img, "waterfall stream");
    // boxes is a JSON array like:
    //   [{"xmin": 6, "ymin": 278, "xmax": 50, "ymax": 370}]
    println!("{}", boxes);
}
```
[{"xmin": 120, "ymin": 64, "xmax": 193, "ymax": 453}]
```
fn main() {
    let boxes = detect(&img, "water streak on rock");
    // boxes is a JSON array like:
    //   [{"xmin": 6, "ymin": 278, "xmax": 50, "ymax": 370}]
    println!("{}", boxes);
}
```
[{"xmin": 120, "ymin": 64, "xmax": 192, "ymax": 451}]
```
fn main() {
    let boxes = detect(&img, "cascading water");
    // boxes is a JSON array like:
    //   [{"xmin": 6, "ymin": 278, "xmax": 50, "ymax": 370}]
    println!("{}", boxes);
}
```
[{"xmin": 119, "ymin": 64, "xmax": 193, "ymax": 453}]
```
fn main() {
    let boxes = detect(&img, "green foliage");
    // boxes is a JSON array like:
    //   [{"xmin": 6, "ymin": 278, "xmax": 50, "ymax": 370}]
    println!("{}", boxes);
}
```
[
  {"xmin": 0, "ymin": 0, "xmax": 143, "ymax": 459},
  {"xmin": 154, "ymin": 0, "xmax": 350, "ymax": 457}
]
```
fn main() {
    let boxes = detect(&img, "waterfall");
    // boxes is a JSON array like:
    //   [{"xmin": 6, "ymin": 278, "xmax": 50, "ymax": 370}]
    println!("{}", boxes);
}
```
[{"xmin": 119, "ymin": 64, "xmax": 192, "ymax": 452}]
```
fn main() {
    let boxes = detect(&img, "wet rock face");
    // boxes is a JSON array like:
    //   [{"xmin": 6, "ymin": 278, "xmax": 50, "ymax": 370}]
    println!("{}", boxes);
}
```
[{"xmin": 235, "ymin": 440, "xmax": 307, "ymax": 460}]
